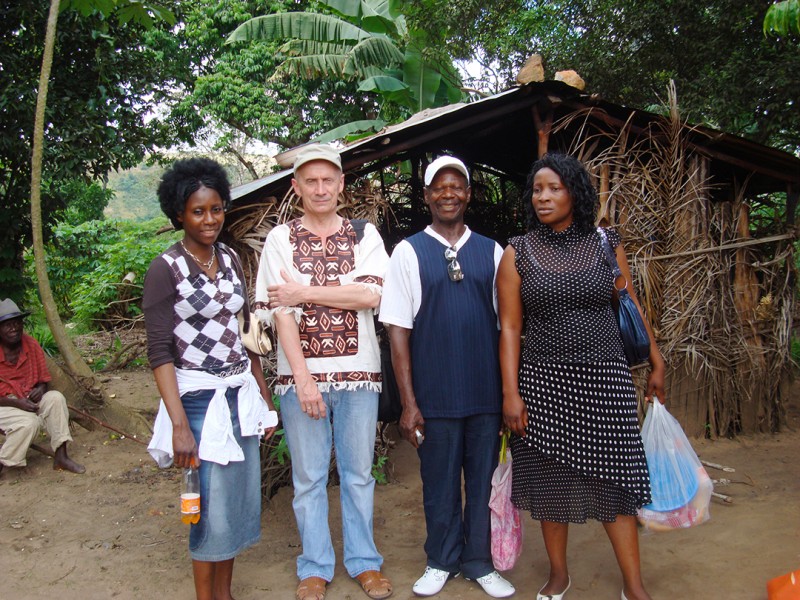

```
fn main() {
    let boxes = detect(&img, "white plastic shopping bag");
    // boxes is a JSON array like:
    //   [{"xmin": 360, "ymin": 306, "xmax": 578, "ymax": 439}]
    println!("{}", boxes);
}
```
[{"xmin": 637, "ymin": 399, "xmax": 713, "ymax": 532}]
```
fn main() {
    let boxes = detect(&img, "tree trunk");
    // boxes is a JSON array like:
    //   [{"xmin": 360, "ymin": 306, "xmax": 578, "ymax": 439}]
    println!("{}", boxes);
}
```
[
  {"xmin": 45, "ymin": 356, "xmax": 152, "ymax": 438},
  {"xmin": 29, "ymin": 0, "xmax": 151, "ymax": 439}
]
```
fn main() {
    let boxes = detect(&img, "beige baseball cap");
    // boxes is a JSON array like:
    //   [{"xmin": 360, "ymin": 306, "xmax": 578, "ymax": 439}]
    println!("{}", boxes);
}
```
[
  {"xmin": 424, "ymin": 155, "xmax": 470, "ymax": 186},
  {"xmin": 293, "ymin": 143, "xmax": 342, "ymax": 174}
]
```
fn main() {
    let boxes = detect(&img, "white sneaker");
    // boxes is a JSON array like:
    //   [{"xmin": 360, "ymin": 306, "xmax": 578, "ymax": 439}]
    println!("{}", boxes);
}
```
[
  {"xmin": 413, "ymin": 566, "xmax": 458, "ymax": 597},
  {"xmin": 472, "ymin": 571, "xmax": 515, "ymax": 598}
]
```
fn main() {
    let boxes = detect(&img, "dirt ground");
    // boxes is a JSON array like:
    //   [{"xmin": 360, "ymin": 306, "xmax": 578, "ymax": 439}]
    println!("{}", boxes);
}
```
[{"xmin": 1, "ymin": 367, "xmax": 799, "ymax": 600}]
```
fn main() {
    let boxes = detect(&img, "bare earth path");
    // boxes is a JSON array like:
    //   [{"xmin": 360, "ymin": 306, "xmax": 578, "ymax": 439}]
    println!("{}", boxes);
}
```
[{"xmin": 1, "ymin": 367, "xmax": 798, "ymax": 599}]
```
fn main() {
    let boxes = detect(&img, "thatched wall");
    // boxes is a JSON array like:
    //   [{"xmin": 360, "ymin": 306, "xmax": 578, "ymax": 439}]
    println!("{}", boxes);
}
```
[{"xmin": 561, "ymin": 86, "xmax": 796, "ymax": 437}]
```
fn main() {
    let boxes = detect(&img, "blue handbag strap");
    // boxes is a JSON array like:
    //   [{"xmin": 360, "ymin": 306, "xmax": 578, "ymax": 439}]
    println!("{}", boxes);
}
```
[
  {"xmin": 597, "ymin": 227, "xmax": 628, "ymax": 294},
  {"xmin": 596, "ymin": 227, "xmax": 625, "ymax": 283}
]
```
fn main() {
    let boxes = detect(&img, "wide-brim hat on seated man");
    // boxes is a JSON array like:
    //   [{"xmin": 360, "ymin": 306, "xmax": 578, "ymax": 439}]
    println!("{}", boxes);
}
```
[{"xmin": 0, "ymin": 298, "xmax": 30, "ymax": 323}]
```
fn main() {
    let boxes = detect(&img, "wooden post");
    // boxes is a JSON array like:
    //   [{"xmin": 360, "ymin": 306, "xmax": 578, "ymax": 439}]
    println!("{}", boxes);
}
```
[
  {"xmin": 598, "ymin": 163, "xmax": 611, "ymax": 226},
  {"xmin": 733, "ymin": 201, "xmax": 767, "ymax": 433},
  {"xmin": 532, "ymin": 101, "xmax": 553, "ymax": 157},
  {"xmin": 787, "ymin": 183, "xmax": 797, "ymax": 227}
]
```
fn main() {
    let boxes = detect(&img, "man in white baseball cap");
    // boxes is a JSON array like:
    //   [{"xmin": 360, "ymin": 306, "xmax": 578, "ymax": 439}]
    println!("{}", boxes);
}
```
[
  {"xmin": 0, "ymin": 299, "xmax": 85, "ymax": 476},
  {"xmin": 380, "ymin": 156, "xmax": 514, "ymax": 598},
  {"xmin": 423, "ymin": 155, "xmax": 470, "ymax": 187}
]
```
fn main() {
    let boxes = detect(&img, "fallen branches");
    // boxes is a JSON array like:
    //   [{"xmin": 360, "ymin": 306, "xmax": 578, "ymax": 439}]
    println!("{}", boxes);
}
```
[{"xmin": 67, "ymin": 404, "xmax": 147, "ymax": 446}]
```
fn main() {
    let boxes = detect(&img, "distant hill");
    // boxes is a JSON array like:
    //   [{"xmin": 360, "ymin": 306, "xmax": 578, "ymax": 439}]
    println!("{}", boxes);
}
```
[
  {"xmin": 105, "ymin": 164, "xmax": 164, "ymax": 221},
  {"xmin": 104, "ymin": 153, "xmax": 277, "ymax": 221}
]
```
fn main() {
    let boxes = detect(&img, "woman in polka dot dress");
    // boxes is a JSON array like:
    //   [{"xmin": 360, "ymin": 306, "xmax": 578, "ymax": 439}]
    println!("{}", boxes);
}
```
[{"xmin": 497, "ymin": 154, "xmax": 665, "ymax": 600}]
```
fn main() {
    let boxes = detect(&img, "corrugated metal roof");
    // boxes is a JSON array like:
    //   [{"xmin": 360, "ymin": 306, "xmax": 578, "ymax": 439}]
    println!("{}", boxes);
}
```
[{"xmin": 232, "ymin": 81, "xmax": 800, "ymax": 205}]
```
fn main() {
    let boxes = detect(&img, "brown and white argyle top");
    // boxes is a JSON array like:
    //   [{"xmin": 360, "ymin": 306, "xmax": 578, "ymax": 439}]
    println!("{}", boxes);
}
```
[
  {"xmin": 143, "ymin": 242, "xmax": 246, "ymax": 371},
  {"xmin": 255, "ymin": 218, "xmax": 389, "ymax": 393}
]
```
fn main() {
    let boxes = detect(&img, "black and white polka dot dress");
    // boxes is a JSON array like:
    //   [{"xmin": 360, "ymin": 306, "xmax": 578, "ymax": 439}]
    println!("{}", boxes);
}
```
[{"xmin": 508, "ymin": 224, "xmax": 651, "ymax": 523}]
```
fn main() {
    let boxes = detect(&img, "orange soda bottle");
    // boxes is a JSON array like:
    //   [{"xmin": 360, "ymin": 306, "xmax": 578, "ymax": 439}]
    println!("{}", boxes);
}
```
[{"xmin": 180, "ymin": 465, "xmax": 200, "ymax": 524}]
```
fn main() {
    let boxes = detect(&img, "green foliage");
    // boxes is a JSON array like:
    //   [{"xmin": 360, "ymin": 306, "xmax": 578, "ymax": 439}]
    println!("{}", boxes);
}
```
[
  {"xmin": 227, "ymin": 0, "xmax": 464, "ymax": 141},
  {"xmin": 85, "ymin": 333, "xmax": 147, "ymax": 371},
  {"xmin": 152, "ymin": 0, "xmax": 371, "ymax": 154},
  {"xmin": 405, "ymin": 0, "xmax": 800, "ymax": 152},
  {"xmin": 27, "ymin": 322, "xmax": 58, "ymax": 357},
  {"xmin": 25, "ymin": 218, "xmax": 180, "ymax": 328},
  {"xmin": 2, "ymin": 0, "xmax": 193, "ymax": 301},
  {"xmin": 61, "ymin": 0, "xmax": 176, "ymax": 27},
  {"xmin": 265, "ymin": 394, "xmax": 291, "ymax": 465},
  {"xmin": 764, "ymin": 0, "xmax": 800, "ymax": 36},
  {"xmin": 50, "ymin": 179, "xmax": 112, "ymax": 225},
  {"xmin": 105, "ymin": 164, "xmax": 165, "ymax": 221},
  {"xmin": 792, "ymin": 335, "xmax": 800, "ymax": 367},
  {"xmin": 312, "ymin": 118, "xmax": 388, "ymax": 143},
  {"xmin": 371, "ymin": 454, "xmax": 389, "ymax": 484},
  {"xmin": 70, "ymin": 220, "xmax": 181, "ymax": 327}
]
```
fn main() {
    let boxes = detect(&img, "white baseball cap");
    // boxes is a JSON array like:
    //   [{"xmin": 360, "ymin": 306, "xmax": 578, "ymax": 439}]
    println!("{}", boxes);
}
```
[{"xmin": 424, "ymin": 156, "xmax": 470, "ymax": 186}]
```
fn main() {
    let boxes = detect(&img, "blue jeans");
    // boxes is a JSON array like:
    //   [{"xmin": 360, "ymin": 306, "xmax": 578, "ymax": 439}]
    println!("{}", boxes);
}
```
[
  {"xmin": 280, "ymin": 387, "xmax": 383, "ymax": 581},
  {"xmin": 182, "ymin": 387, "xmax": 261, "ymax": 561},
  {"xmin": 418, "ymin": 413, "xmax": 501, "ymax": 579}
]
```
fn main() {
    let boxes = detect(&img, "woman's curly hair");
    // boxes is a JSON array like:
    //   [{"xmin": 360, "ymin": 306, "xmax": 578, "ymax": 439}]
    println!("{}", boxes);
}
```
[
  {"xmin": 157, "ymin": 158, "xmax": 232, "ymax": 230},
  {"xmin": 523, "ymin": 153, "xmax": 597, "ymax": 234}
]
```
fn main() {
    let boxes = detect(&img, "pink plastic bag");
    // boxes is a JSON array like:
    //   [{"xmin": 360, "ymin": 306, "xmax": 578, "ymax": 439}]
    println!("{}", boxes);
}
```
[{"xmin": 489, "ymin": 433, "xmax": 523, "ymax": 570}]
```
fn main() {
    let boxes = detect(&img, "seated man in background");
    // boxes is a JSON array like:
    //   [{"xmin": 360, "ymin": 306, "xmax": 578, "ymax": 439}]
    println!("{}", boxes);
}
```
[{"xmin": 0, "ymin": 298, "xmax": 85, "ymax": 476}]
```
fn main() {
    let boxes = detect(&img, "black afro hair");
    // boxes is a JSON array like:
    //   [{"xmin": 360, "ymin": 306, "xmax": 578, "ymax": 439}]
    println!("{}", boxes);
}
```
[{"xmin": 157, "ymin": 158, "xmax": 232, "ymax": 230}]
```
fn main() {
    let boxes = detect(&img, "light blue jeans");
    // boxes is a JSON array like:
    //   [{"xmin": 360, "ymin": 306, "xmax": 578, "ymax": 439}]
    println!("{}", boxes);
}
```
[{"xmin": 280, "ymin": 387, "xmax": 383, "ymax": 581}]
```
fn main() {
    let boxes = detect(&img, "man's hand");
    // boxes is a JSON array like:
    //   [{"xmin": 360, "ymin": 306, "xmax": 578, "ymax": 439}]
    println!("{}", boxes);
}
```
[
  {"xmin": 399, "ymin": 405, "xmax": 425, "ymax": 448},
  {"xmin": 267, "ymin": 269, "xmax": 306, "ymax": 308},
  {"xmin": 27, "ymin": 383, "xmax": 46, "ymax": 404},
  {"xmin": 296, "ymin": 376, "xmax": 326, "ymax": 420},
  {"xmin": 8, "ymin": 395, "xmax": 38, "ymax": 413}
]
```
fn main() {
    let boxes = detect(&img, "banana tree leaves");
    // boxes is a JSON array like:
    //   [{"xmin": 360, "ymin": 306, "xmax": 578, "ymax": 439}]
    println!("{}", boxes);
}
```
[
  {"xmin": 227, "ymin": 13, "xmax": 370, "ymax": 45},
  {"xmin": 326, "ymin": 0, "xmax": 404, "ymax": 25},
  {"xmin": 273, "ymin": 53, "xmax": 348, "ymax": 80},
  {"xmin": 358, "ymin": 75, "xmax": 413, "ymax": 107},
  {"xmin": 325, "ymin": 0, "xmax": 363, "ymax": 18},
  {"xmin": 403, "ymin": 45, "xmax": 442, "ymax": 111},
  {"xmin": 279, "ymin": 39, "xmax": 354, "ymax": 57},
  {"xmin": 343, "ymin": 36, "xmax": 404, "ymax": 76},
  {"xmin": 325, "ymin": 0, "xmax": 399, "ymax": 35},
  {"xmin": 312, "ymin": 118, "xmax": 388, "ymax": 143},
  {"xmin": 764, "ymin": 0, "xmax": 800, "ymax": 36}
]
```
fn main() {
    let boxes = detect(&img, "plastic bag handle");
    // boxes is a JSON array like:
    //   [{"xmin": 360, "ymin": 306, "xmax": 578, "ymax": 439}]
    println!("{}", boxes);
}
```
[{"xmin": 499, "ymin": 431, "xmax": 509, "ymax": 464}]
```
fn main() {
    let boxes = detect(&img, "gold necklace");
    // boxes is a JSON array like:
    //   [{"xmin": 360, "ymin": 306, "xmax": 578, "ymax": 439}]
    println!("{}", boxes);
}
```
[{"xmin": 181, "ymin": 240, "xmax": 216, "ymax": 270}]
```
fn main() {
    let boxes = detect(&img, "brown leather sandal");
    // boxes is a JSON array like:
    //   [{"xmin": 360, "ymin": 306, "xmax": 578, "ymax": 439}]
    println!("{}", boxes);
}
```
[
  {"xmin": 296, "ymin": 576, "xmax": 327, "ymax": 600},
  {"xmin": 355, "ymin": 570, "xmax": 393, "ymax": 599}
]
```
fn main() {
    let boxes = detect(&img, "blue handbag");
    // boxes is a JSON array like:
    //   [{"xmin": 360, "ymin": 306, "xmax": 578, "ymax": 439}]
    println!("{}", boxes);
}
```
[{"xmin": 597, "ymin": 228, "xmax": 651, "ymax": 366}]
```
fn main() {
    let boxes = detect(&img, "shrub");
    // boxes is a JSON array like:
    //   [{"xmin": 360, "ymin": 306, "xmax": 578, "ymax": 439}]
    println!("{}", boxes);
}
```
[{"xmin": 25, "ymin": 217, "xmax": 180, "ymax": 328}]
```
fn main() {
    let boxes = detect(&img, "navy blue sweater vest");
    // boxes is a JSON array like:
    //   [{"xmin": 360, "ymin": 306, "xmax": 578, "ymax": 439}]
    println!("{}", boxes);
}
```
[{"xmin": 407, "ymin": 231, "xmax": 502, "ymax": 418}]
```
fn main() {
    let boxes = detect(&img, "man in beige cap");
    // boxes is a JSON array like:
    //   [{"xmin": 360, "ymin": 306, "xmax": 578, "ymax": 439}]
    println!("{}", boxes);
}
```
[
  {"xmin": 255, "ymin": 144, "xmax": 392, "ymax": 600},
  {"xmin": 0, "ymin": 299, "xmax": 85, "ymax": 476}
]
